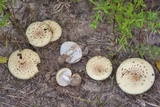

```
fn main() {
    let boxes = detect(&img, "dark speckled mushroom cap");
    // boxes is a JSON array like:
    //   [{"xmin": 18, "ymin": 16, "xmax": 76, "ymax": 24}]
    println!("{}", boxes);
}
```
[
  {"xmin": 116, "ymin": 58, "xmax": 155, "ymax": 95},
  {"xmin": 8, "ymin": 49, "xmax": 41, "ymax": 79},
  {"xmin": 26, "ymin": 22, "xmax": 52, "ymax": 47},
  {"xmin": 43, "ymin": 20, "xmax": 62, "ymax": 42}
]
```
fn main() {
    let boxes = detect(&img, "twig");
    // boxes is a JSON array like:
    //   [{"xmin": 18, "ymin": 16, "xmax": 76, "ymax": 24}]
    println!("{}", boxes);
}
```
[
  {"xmin": 144, "ymin": 93, "xmax": 160, "ymax": 104},
  {"xmin": 24, "ymin": 88, "xmax": 38, "ymax": 97},
  {"xmin": 0, "ymin": 102, "xmax": 16, "ymax": 107},
  {"xmin": 19, "ymin": 101, "xmax": 31, "ymax": 107},
  {"xmin": 87, "ymin": 42, "xmax": 114, "ymax": 45},
  {"xmin": 8, "ymin": 0, "xmax": 16, "ymax": 20},
  {"xmin": 53, "ymin": 1, "xmax": 70, "ymax": 14},
  {"xmin": 119, "ymin": 101, "xmax": 131, "ymax": 107},
  {"xmin": 69, "ymin": 95, "xmax": 95, "ymax": 103},
  {"xmin": 6, "ymin": 94, "xmax": 24, "ymax": 99},
  {"xmin": 7, "ymin": 1, "xmax": 28, "ymax": 43},
  {"xmin": 1, "ymin": 30, "xmax": 8, "ymax": 48},
  {"xmin": 24, "ymin": 0, "xmax": 36, "ymax": 20},
  {"xmin": 8, "ymin": 2, "xmax": 23, "ymax": 34},
  {"xmin": 10, "ymin": 36, "xmax": 22, "ymax": 49},
  {"xmin": 145, "ymin": 101, "xmax": 160, "ymax": 107},
  {"xmin": 1, "ymin": 86, "xmax": 26, "ymax": 94},
  {"xmin": 9, "ymin": 16, "xmax": 27, "ymax": 41},
  {"xmin": 0, "ymin": 92, "xmax": 24, "ymax": 99},
  {"xmin": 53, "ymin": 2, "xmax": 65, "ymax": 14}
]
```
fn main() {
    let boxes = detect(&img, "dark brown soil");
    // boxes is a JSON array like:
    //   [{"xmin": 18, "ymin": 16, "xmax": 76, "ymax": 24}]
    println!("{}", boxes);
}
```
[{"xmin": 0, "ymin": 0, "xmax": 160, "ymax": 107}]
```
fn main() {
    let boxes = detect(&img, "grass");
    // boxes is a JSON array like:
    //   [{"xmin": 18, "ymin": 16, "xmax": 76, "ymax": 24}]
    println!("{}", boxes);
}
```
[
  {"xmin": 0, "ymin": 0, "xmax": 10, "ymax": 28},
  {"xmin": 70, "ymin": 95, "xmax": 109, "ymax": 107},
  {"xmin": 89, "ymin": 0, "xmax": 160, "ymax": 59},
  {"xmin": 130, "ymin": 44, "xmax": 160, "ymax": 59}
]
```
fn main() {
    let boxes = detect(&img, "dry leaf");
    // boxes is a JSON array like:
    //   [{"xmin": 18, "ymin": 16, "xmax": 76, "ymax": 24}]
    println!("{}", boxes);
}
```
[
  {"xmin": 0, "ymin": 56, "xmax": 7, "ymax": 63},
  {"xmin": 155, "ymin": 59, "xmax": 160, "ymax": 72}
]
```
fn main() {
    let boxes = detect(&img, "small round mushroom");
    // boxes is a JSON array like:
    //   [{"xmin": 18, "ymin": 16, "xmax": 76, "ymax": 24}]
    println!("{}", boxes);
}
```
[
  {"xmin": 56, "ymin": 68, "xmax": 82, "ymax": 87},
  {"xmin": 70, "ymin": 73, "xmax": 82, "ymax": 86},
  {"xmin": 59, "ymin": 41, "xmax": 82, "ymax": 64},
  {"xmin": 43, "ymin": 20, "xmax": 62, "ymax": 42},
  {"xmin": 8, "ymin": 49, "xmax": 41, "ymax": 79},
  {"xmin": 86, "ymin": 56, "xmax": 113, "ymax": 80},
  {"xmin": 116, "ymin": 58, "xmax": 155, "ymax": 95},
  {"xmin": 26, "ymin": 21, "xmax": 52, "ymax": 47}
]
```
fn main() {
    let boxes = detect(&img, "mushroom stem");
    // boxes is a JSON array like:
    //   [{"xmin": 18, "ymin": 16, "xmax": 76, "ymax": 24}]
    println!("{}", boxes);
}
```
[
  {"xmin": 66, "ymin": 50, "xmax": 74, "ymax": 56},
  {"xmin": 61, "ymin": 50, "xmax": 74, "ymax": 60},
  {"xmin": 60, "ymin": 41, "xmax": 82, "ymax": 64},
  {"xmin": 58, "ymin": 50, "xmax": 74, "ymax": 65},
  {"xmin": 62, "ymin": 74, "xmax": 71, "ymax": 83}
]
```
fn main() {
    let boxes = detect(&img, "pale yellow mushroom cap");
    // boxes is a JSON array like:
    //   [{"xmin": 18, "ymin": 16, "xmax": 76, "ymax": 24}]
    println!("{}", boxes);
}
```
[
  {"xmin": 26, "ymin": 21, "xmax": 52, "ymax": 47},
  {"xmin": 43, "ymin": 20, "xmax": 62, "ymax": 42},
  {"xmin": 116, "ymin": 58, "xmax": 155, "ymax": 95},
  {"xmin": 86, "ymin": 56, "xmax": 113, "ymax": 80},
  {"xmin": 8, "ymin": 49, "xmax": 41, "ymax": 79}
]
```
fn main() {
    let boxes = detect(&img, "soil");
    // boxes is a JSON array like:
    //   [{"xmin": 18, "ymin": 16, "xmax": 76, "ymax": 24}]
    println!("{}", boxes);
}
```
[{"xmin": 0, "ymin": 0, "xmax": 160, "ymax": 107}]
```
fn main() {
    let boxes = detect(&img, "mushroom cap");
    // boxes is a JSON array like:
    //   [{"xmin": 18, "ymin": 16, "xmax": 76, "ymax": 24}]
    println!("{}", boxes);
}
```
[
  {"xmin": 43, "ymin": 20, "xmax": 62, "ymax": 42},
  {"xmin": 70, "ymin": 73, "xmax": 82, "ymax": 86},
  {"xmin": 86, "ymin": 56, "xmax": 113, "ymax": 80},
  {"xmin": 116, "ymin": 58, "xmax": 155, "ymax": 95},
  {"xmin": 56, "ymin": 68, "xmax": 72, "ymax": 86},
  {"xmin": 26, "ymin": 21, "xmax": 52, "ymax": 47},
  {"xmin": 60, "ymin": 41, "xmax": 82, "ymax": 64},
  {"xmin": 8, "ymin": 49, "xmax": 41, "ymax": 79}
]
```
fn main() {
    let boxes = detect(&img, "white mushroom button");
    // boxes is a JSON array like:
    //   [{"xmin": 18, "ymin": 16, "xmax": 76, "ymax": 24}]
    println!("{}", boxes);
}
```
[
  {"xmin": 43, "ymin": 20, "xmax": 62, "ymax": 42},
  {"xmin": 116, "ymin": 58, "xmax": 155, "ymax": 95},
  {"xmin": 56, "ymin": 68, "xmax": 82, "ymax": 87},
  {"xmin": 86, "ymin": 56, "xmax": 113, "ymax": 80},
  {"xmin": 59, "ymin": 41, "xmax": 82, "ymax": 64},
  {"xmin": 8, "ymin": 49, "xmax": 41, "ymax": 79},
  {"xmin": 25, "ymin": 21, "xmax": 52, "ymax": 47}
]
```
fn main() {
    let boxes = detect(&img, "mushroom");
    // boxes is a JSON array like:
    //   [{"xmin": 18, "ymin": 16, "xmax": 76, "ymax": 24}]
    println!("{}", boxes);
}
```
[
  {"xmin": 56, "ymin": 68, "xmax": 82, "ymax": 87},
  {"xmin": 116, "ymin": 58, "xmax": 155, "ymax": 95},
  {"xmin": 8, "ymin": 49, "xmax": 41, "ymax": 79},
  {"xmin": 58, "ymin": 41, "xmax": 82, "ymax": 64},
  {"xmin": 69, "ymin": 74, "xmax": 82, "ymax": 86},
  {"xmin": 43, "ymin": 20, "xmax": 62, "ymax": 42},
  {"xmin": 86, "ymin": 56, "xmax": 113, "ymax": 80},
  {"xmin": 25, "ymin": 21, "xmax": 52, "ymax": 47}
]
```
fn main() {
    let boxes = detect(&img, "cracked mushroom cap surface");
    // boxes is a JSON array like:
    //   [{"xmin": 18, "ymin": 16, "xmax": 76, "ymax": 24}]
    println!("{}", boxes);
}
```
[
  {"xmin": 86, "ymin": 56, "xmax": 113, "ymax": 80},
  {"xmin": 43, "ymin": 20, "xmax": 62, "ymax": 42},
  {"xmin": 26, "ymin": 21, "xmax": 52, "ymax": 47},
  {"xmin": 56, "ymin": 68, "xmax": 72, "ymax": 87},
  {"xmin": 8, "ymin": 49, "xmax": 41, "ymax": 79},
  {"xmin": 60, "ymin": 41, "xmax": 82, "ymax": 64},
  {"xmin": 116, "ymin": 58, "xmax": 155, "ymax": 95}
]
